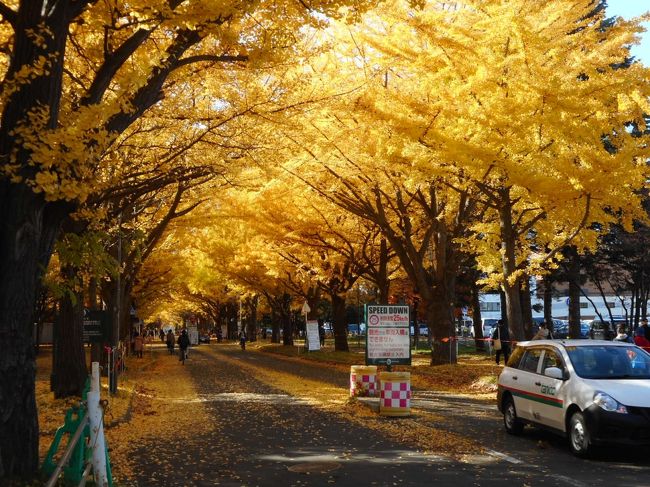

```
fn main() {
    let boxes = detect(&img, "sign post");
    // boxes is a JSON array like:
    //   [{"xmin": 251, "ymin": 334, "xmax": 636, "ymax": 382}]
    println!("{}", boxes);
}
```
[{"xmin": 365, "ymin": 305, "xmax": 411, "ymax": 370}]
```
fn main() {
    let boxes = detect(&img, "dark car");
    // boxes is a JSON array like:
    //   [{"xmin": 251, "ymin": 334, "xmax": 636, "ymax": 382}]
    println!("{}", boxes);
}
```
[
  {"xmin": 553, "ymin": 321, "xmax": 590, "ymax": 339},
  {"xmin": 198, "ymin": 334, "xmax": 211, "ymax": 344}
]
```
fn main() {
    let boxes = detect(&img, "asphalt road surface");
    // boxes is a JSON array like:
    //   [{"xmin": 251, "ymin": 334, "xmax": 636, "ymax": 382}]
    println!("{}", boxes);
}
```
[{"xmin": 128, "ymin": 344, "xmax": 650, "ymax": 486}]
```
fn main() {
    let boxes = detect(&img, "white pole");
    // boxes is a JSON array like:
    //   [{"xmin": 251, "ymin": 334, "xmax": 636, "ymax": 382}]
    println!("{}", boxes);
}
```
[
  {"xmin": 88, "ymin": 362, "xmax": 109, "ymax": 487},
  {"xmin": 304, "ymin": 310, "xmax": 308, "ymax": 351}
]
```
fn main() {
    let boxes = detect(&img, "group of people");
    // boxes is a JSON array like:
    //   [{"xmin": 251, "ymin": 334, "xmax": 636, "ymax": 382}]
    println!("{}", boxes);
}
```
[
  {"xmin": 490, "ymin": 318, "xmax": 650, "ymax": 366},
  {"xmin": 165, "ymin": 329, "xmax": 191, "ymax": 363},
  {"xmin": 617, "ymin": 318, "xmax": 650, "ymax": 352}
]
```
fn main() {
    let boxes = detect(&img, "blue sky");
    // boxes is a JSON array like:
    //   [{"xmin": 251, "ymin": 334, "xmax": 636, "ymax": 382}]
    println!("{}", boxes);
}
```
[{"xmin": 606, "ymin": 0, "xmax": 650, "ymax": 63}]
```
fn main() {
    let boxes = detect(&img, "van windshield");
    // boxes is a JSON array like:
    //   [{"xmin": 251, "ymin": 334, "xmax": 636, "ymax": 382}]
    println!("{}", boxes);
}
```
[{"xmin": 566, "ymin": 345, "xmax": 650, "ymax": 379}]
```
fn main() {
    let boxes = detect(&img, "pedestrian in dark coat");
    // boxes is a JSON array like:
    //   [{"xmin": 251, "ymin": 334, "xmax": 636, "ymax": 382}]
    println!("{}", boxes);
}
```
[
  {"xmin": 492, "ymin": 320, "xmax": 511, "ymax": 366},
  {"xmin": 166, "ymin": 330, "xmax": 175, "ymax": 354},
  {"xmin": 133, "ymin": 332, "xmax": 144, "ymax": 358},
  {"xmin": 178, "ymin": 329, "xmax": 190, "ymax": 362}
]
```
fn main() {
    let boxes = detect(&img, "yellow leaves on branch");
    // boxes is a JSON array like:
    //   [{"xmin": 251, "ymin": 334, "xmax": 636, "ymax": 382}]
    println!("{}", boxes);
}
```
[{"xmin": 9, "ymin": 105, "xmax": 113, "ymax": 201}]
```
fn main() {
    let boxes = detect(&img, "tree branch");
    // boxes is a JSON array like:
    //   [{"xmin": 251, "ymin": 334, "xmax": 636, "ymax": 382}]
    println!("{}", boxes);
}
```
[
  {"xmin": 81, "ymin": 28, "xmax": 153, "ymax": 106},
  {"xmin": 173, "ymin": 54, "xmax": 248, "ymax": 70},
  {"xmin": 0, "ymin": 2, "xmax": 16, "ymax": 27}
]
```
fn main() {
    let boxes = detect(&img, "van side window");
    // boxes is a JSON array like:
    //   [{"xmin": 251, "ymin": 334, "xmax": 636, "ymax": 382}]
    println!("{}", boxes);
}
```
[
  {"xmin": 507, "ymin": 346, "xmax": 525, "ymax": 368},
  {"xmin": 520, "ymin": 349, "xmax": 543, "ymax": 373},
  {"xmin": 541, "ymin": 349, "xmax": 564, "ymax": 372}
]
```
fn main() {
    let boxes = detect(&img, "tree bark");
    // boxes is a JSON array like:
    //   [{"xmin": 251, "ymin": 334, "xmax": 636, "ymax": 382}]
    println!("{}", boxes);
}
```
[
  {"xmin": 375, "ymin": 238, "xmax": 391, "ymax": 304},
  {"xmin": 331, "ymin": 293, "xmax": 349, "ymax": 352},
  {"xmin": 520, "ymin": 278, "xmax": 533, "ymax": 340},
  {"xmin": 280, "ymin": 294, "xmax": 293, "ymax": 346},
  {"xmin": 425, "ymin": 288, "xmax": 456, "ymax": 365},
  {"xmin": 498, "ymin": 190, "xmax": 525, "ymax": 341},
  {"xmin": 543, "ymin": 276, "xmax": 553, "ymax": 326},
  {"xmin": 246, "ymin": 295, "xmax": 258, "ymax": 342},
  {"xmin": 0, "ymin": 0, "xmax": 74, "ymax": 473},
  {"xmin": 51, "ymin": 284, "xmax": 87, "ymax": 398},
  {"xmin": 0, "ymin": 188, "xmax": 67, "ymax": 477},
  {"xmin": 566, "ymin": 247, "xmax": 582, "ymax": 338},
  {"xmin": 470, "ymin": 281, "xmax": 485, "ymax": 350}
]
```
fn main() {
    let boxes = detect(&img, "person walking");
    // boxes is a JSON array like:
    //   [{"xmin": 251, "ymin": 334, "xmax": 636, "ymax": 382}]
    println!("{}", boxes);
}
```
[
  {"xmin": 133, "ymin": 332, "xmax": 144, "ymax": 358},
  {"xmin": 166, "ymin": 329, "xmax": 175, "ymax": 355},
  {"xmin": 641, "ymin": 318, "xmax": 650, "ymax": 341},
  {"xmin": 239, "ymin": 330, "xmax": 247, "ymax": 350},
  {"xmin": 492, "ymin": 320, "xmax": 511, "ymax": 366},
  {"xmin": 178, "ymin": 329, "xmax": 190, "ymax": 364}
]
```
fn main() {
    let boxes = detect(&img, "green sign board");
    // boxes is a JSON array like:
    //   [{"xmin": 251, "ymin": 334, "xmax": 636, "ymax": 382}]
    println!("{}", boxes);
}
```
[
  {"xmin": 83, "ymin": 310, "xmax": 110, "ymax": 343},
  {"xmin": 365, "ymin": 304, "xmax": 411, "ymax": 366}
]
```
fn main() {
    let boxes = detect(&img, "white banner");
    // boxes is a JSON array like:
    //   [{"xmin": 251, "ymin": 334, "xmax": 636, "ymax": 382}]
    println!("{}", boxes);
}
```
[{"xmin": 306, "ymin": 320, "xmax": 321, "ymax": 351}]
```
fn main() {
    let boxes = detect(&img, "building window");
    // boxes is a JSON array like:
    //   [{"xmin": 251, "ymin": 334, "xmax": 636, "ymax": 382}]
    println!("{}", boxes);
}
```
[
  {"xmin": 580, "ymin": 302, "xmax": 589, "ymax": 309},
  {"xmin": 480, "ymin": 302, "xmax": 501, "ymax": 312},
  {"xmin": 607, "ymin": 302, "xmax": 616, "ymax": 308}
]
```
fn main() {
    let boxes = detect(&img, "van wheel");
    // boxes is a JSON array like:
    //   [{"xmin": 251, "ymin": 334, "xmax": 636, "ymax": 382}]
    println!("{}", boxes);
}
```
[
  {"xmin": 569, "ymin": 411, "xmax": 592, "ymax": 457},
  {"xmin": 503, "ymin": 397, "xmax": 524, "ymax": 435}
]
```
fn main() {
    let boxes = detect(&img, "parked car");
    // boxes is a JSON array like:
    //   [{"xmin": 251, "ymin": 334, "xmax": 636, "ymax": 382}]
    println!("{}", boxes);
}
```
[
  {"xmin": 347, "ymin": 323, "xmax": 366, "ymax": 335},
  {"xmin": 198, "ymin": 334, "xmax": 210, "ymax": 344},
  {"xmin": 497, "ymin": 339, "xmax": 650, "ymax": 457},
  {"xmin": 552, "ymin": 321, "xmax": 590, "ymax": 339}
]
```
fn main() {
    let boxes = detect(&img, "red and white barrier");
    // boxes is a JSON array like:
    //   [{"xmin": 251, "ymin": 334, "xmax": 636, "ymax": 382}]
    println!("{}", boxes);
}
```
[
  {"xmin": 379, "ymin": 371, "xmax": 411, "ymax": 417},
  {"xmin": 350, "ymin": 365, "xmax": 378, "ymax": 397}
]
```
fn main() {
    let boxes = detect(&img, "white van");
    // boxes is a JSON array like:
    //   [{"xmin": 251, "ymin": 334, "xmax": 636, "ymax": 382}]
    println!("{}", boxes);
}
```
[{"xmin": 497, "ymin": 340, "xmax": 650, "ymax": 456}]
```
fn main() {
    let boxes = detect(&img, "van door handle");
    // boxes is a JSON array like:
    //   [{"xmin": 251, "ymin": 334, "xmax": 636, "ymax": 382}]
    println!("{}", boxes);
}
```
[
  {"xmin": 512, "ymin": 376, "xmax": 518, "ymax": 380},
  {"xmin": 535, "ymin": 381, "xmax": 542, "ymax": 386}
]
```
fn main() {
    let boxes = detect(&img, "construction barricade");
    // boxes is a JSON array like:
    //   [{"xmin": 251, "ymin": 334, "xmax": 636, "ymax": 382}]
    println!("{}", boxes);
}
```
[
  {"xmin": 378, "ymin": 371, "xmax": 411, "ymax": 417},
  {"xmin": 349, "ymin": 365, "xmax": 378, "ymax": 397}
]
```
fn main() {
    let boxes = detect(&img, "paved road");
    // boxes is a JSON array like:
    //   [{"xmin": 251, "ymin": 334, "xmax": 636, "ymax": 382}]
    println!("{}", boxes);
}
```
[{"xmin": 129, "ymin": 344, "xmax": 650, "ymax": 486}]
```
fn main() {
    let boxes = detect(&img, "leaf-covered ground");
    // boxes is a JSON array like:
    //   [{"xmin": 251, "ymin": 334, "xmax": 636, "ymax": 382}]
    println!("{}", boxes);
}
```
[
  {"xmin": 257, "ymin": 341, "xmax": 501, "ymax": 398},
  {"xmin": 37, "ymin": 342, "xmax": 502, "ymax": 484}
]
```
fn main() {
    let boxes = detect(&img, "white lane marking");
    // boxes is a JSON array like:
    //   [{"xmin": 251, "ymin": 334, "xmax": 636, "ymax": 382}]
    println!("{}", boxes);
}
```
[
  {"xmin": 259, "ymin": 450, "xmax": 452, "ymax": 464},
  {"xmin": 487, "ymin": 450, "xmax": 591, "ymax": 487},
  {"xmin": 484, "ymin": 449, "xmax": 523, "ymax": 464}
]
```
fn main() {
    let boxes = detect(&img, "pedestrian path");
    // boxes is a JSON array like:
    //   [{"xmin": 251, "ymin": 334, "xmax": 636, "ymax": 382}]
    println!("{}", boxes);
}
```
[{"xmin": 112, "ymin": 345, "xmax": 650, "ymax": 486}]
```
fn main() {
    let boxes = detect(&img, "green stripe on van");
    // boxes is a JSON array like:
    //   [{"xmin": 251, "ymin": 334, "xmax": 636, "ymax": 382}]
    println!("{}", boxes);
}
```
[{"xmin": 509, "ymin": 389, "xmax": 564, "ymax": 408}]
